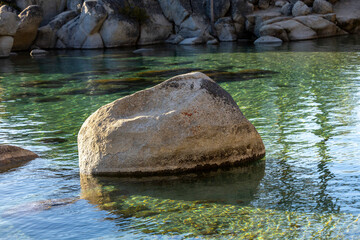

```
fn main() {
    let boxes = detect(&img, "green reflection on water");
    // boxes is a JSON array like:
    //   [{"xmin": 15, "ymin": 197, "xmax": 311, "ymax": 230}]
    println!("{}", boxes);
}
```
[{"xmin": 0, "ymin": 37, "xmax": 360, "ymax": 238}]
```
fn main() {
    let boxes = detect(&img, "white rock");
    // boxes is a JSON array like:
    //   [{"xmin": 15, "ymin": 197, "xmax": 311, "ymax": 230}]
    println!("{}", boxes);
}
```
[
  {"xmin": 179, "ymin": 37, "xmax": 203, "ymax": 45},
  {"xmin": 133, "ymin": 48, "xmax": 154, "ymax": 54},
  {"xmin": 78, "ymin": 72, "xmax": 265, "ymax": 176},
  {"xmin": 0, "ymin": 36, "xmax": 14, "ymax": 58},
  {"xmin": 254, "ymin": 35, "xmax": 283, "ymax": 44},
  {"xmin": 30, "ymin": 49, "xmax": 48, "ymax": 56}
]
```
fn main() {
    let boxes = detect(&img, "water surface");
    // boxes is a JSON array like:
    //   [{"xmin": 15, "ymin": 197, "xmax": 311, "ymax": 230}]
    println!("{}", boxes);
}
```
[{"xmin": 1, "ymin": 35, "xmax": 360, "ymax": 239}]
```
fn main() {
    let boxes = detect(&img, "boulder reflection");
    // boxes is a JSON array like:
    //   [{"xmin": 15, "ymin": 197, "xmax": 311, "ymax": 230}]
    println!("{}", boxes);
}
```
[{"xmin": 80, "ymin": 160, "xmax": 265, "ymax": 210}]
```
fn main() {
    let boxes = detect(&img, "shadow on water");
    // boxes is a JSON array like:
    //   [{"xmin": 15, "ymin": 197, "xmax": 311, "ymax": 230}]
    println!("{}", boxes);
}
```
[{"xmin": 80, "ymin": 160, "xmax": 266, "ymax": 208}]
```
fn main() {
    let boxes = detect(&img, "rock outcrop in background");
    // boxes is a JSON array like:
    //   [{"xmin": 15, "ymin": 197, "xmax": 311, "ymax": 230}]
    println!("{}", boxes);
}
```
[{"xmin": 0, "ymin": 0, "xmax": 359, "ymax": 52}]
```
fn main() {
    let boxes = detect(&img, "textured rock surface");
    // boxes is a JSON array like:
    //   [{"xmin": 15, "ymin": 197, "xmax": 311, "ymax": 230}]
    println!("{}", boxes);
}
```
[
  {"xmin": 0, "ymin": 5, "xmax": 20, "ymax": 36},
  {"xmin": 0, "ymin": 6, "xmax": 20, "ymax": 57},
  {"xmin": 100, "ymin": 15, "xmax": 139, "ymax": 47},
  {"xmin": 57, "ymin": 0, "xmax": 107, "ymax": 48},
  {"xmin": 15, "ymin": 0, "xmax": 67, "ymax": 25},
  {"xmin": 313, "ymin": 0, "xmax": 333, "ymax": 14},
  {"xmin": 13, "ymin": 5, "xmax": 43, "ymax": 51},
  {"xmin": 0, "ymin": 145, "xmax": 38, "ymax": 171},
  {"xmin": 215, "ymin": 17, "xmax": 237, "ymax": 41},
  {"xmin": 292, "ymin": 1, "xmax": 311, "ymax": 17},
  {"xmin": 295, "ymin": 15, "xmax": 346, "ymax": 38},
  {"xmin": 35, "ymin": 10, "xmax": 78, "ymax": 49},
  {"xmin": 78, "ymin": 72, "xmax": 265, "ymax": 176},
  {"xmin": 254, "ymin": 35, "xmax": 283, "ymax": 44},
  {"xmin": 0, "ymin": 36, "xmax": 14, "ymax": 57}
]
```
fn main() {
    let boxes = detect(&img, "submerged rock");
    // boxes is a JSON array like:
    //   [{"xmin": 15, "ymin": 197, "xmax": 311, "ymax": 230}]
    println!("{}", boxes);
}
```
[
  {"xmin": 0, "ymin": 145, "xmax": 38, "ymax": 171},
  {"xmin": 78, "ymin": 72, "xmax": 265, "ymax": 176},
  {"xmin": 13, "ymin": 5, "xmax": 43, "ymax": 51}
]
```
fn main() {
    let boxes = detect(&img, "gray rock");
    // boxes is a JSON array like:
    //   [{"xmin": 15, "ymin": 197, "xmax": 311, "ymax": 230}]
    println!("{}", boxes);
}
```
[
  {"xmin": 258, "ymin": 0, "xmax": 270, "ymax": 9},
  {"xmin": 0, "ymin": 36, "xmax": 14, "ymax": 58},
  {"xmin": 13, "ymin": 5, "xmax": 43, "ymax": 51},
  {"xmin": 0, "ymin": 6, "xmax": 21, "ymax": 36},
  {"xmin": 275, "ymin": 0, "xmax": 287, "ymax": 7},
  {"xmin": 157, "ymin": 0, "xmax": 190, "ymax": 26},
  {"xmin": 0, "ymin": 145, "xmax": 38, "ymax": 171},
  {"xmin": 295, "ymin": 15, "xmax": 347, "ymax": 38},
  {"xmin": 133, "ymin": 48, "xmax": 154, "ymax": 54},
  {"xmin": 254, "ymin": 35, "xmax": 283, "ymax": 44},
  {"xmin": 231, "ymin": 0, "xmax": 253, "ymax": 17},
  {"xmin": 274, "ymin": 19, "xmax": 317, "ymax": 40},
  {"xmin": 179, "ymin": 37, "xmax": 203, "ymax": 45},
  {"xmin": 215, "ymin": 17, "xmax": 237, "ymax": 41},
  {"xmin": 35, "ymin": 10, "xmax": 78, "ymax": 49},
  {"xmin": 281, "ymin": 3, "xmax": 293, "ymax": 16},
  {"xmin": 205, "ymin": 0, "xmax": 231, "ymax": 21},
  {"xmin": 292, "ymin": 1, "xmax": 311, "ymax": 16},
  {"xmin": 78, "ymin": 72, "xmax": 265, "ymax": 176},
  {"xmin": 15, "ymin": 0, "xmax": 67, "ymax": 25},
  {"xmin": 82, "ymin": 33, "xmax": 103, "ymax": 49},
  {"xmin": 259, "ymin": 23, "xmax": 288, "ymax": 41},
  {"xmin": 67, "ymin": 0, "xmax": 83, "ymax": 11},
  {"xmin": 100, "ymin": 15, "xmax": 139, "ymax": 48},
  {"xmin": 166, "ymin": 34, "xmax": 185, "ymax": 44},
  {"xmin": 313, "ymin": 0, "xmax": 333, "ymax": 14},
  {"xmin": 207, "ymin": 39, "xmax": 219, "ymax": 44},
  {"xmin": 57, "ymin": 0, "xmax": 108, "ymax": 48},
  {"xmin": 137, "ymin": 0, "xmax": 173, "ymax": 45},
  {"xmin": 178, "ymin": 15, "xmax": 209, "ymax": 39}
]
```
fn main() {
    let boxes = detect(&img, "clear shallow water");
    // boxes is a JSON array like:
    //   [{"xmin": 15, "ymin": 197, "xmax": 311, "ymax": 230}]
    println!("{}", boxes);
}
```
[{"xmin": 1, "ymin": 35, "xmax": 360, "ymax": 239}]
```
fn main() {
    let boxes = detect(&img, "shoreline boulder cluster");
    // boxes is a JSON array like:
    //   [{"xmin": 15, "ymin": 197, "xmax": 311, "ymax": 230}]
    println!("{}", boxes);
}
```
[{"xmin": 0, "ymin": 0, "xmax": 358, "ymax": 56}]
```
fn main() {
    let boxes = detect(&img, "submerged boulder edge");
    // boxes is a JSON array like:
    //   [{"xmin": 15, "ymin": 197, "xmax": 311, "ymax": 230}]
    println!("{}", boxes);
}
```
[
  {"xmin": 0, "ymin": 145, "xmax": 39, "ymax": 170},
  {"xmin": 78, "ymin": 72, "xmax": 265, "ymax": 176}
]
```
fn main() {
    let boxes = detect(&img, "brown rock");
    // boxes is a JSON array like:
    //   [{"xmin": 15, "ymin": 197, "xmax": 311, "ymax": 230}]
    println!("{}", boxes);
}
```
[
  {"xmin": 0, "ymin": 145, "xmax": 38, "ymax": 171},
  {"xmin": 13, "ymin": 5, "xmax": 43, "ymax": 51},
  {"xmin": 78, "ymin": 72, "xmax": 265, "ymax": 176}
]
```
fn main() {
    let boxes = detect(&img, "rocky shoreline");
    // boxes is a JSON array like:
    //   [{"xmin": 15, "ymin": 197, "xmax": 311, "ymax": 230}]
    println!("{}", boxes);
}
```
[{"xmin": 0, "ymin": 0, "xmax": 359, "ymax": 57}]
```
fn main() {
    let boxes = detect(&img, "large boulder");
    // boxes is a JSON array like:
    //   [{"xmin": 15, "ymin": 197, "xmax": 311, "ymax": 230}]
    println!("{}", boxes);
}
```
[
  {"xmin": 12, "ymin": 5, "xmax": 43, "ymax": 51},
  {"xmin": 15, "ymin": 0, "xmax": 67, "ymax": 25},
  {"xmin": 292, "ymin": 1, "xmax": 311, "ymax": 17},
  {"xmin": 0, "ymin": 145, "xmax": 38, "ymax": 171},
  {"xmin": 0, "ymin": 5, "xmax": 20, "ymax": 36},
  {"xmin": 312, "ymin": 0, "xmax": 333, "ymax": 14},
  {"xmin": 295, "ymin": 15, "xmax": 347, "ymax": 38},
  {"xmin": 57, "ymin": 0, "xmax": 107, "ymax": 48},
  {"xmin": 78, "ymin": 72, "xmax": 265, "ymax": 176},
  {"xmin": 0, "ymin": 5, "xmax": 20, "ymax": 57},
  {"xmin": 0, "ymin": 36, "xmax": 14, "ymax": 58},
  {"xmin": 273, "ymin": 19, "xmax": 317, "ymax": 40},
  {"xmin": 100, "ymin": 14, "xmax": 139, "ymax": 48},
  {"xmin": 35, "ymin": 10, "xmax": 78, "ymax": 49},
  {"xmin": 135, "ymin": 0, "xmax": 173, "ymax": 45},
  {"xmin": 215, "ymin": 17, "xmax": 237, "ymax": 41}
]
